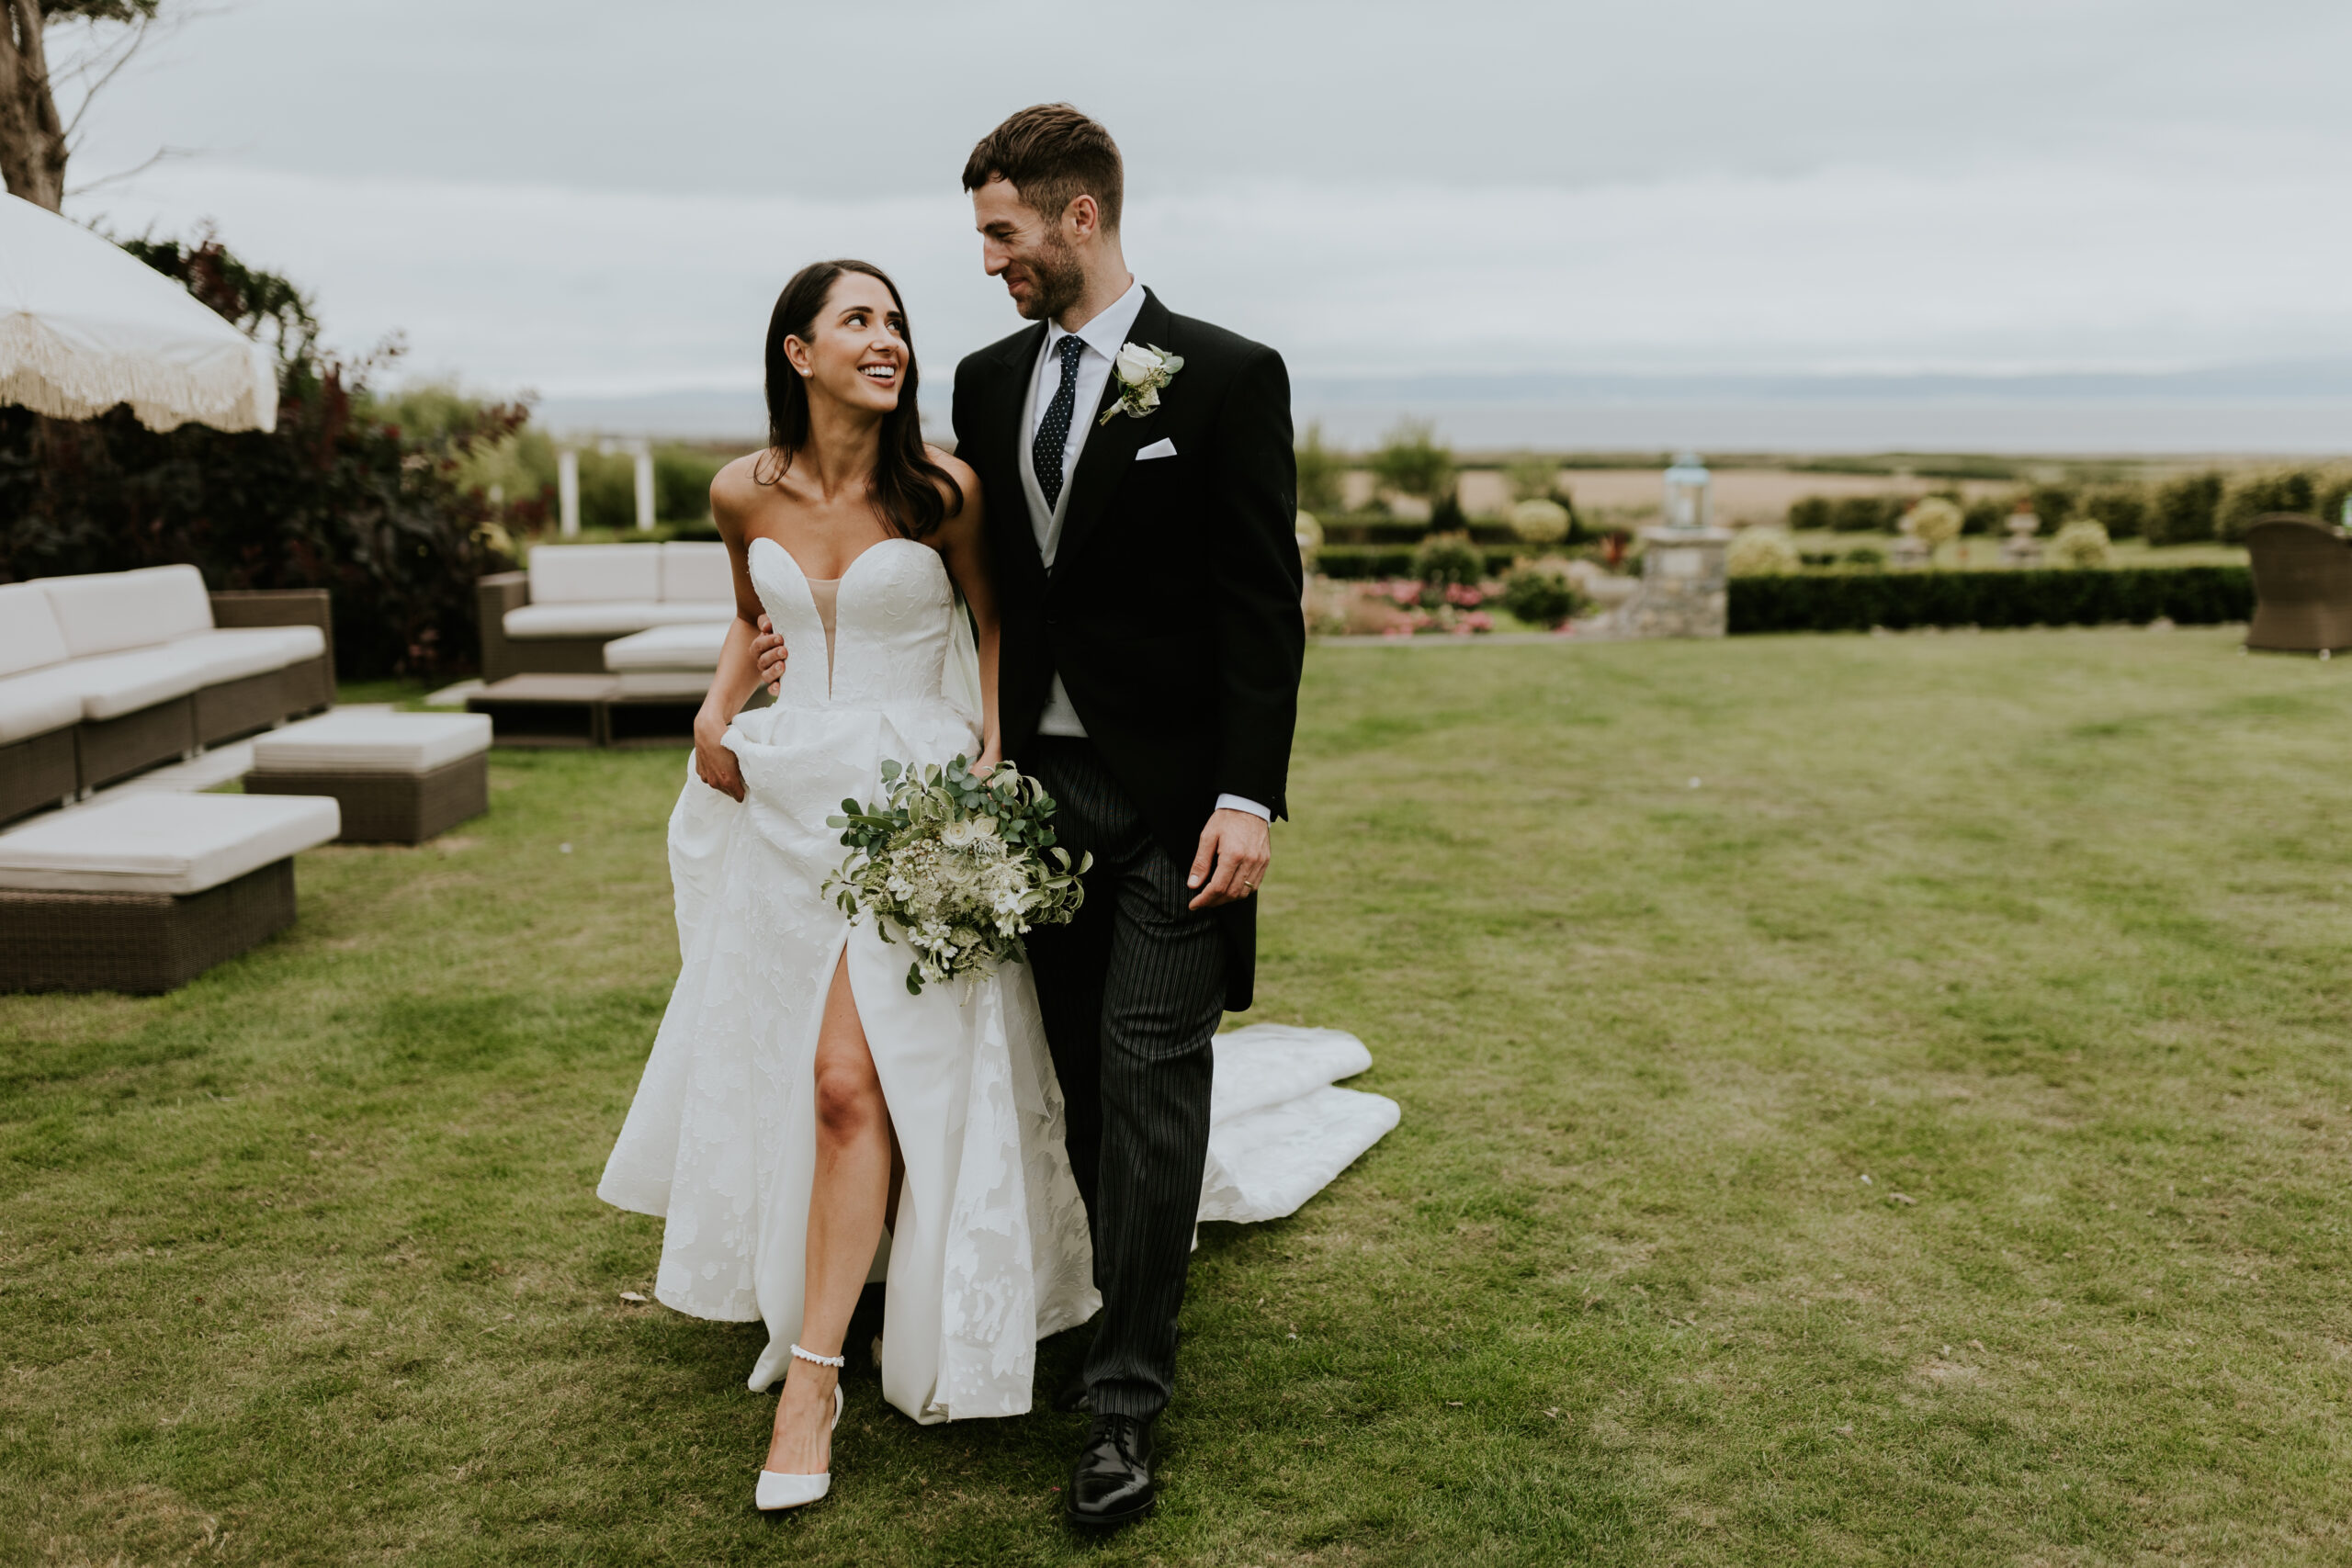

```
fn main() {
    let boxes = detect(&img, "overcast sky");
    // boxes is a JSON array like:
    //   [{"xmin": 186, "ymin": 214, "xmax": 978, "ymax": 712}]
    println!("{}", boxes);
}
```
[{"xmin": 60, "ymin": 0, "xmax": 2352, "ymax": 432}]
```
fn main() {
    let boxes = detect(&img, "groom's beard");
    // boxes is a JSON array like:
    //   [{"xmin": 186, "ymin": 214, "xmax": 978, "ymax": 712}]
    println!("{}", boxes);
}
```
[{"xmin": 1012, "ymin": 238, "xmax": 1086, "ymax": 322}]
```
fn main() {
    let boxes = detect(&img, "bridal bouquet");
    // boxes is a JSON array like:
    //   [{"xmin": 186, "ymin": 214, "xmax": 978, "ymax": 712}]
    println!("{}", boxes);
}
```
[{"xmin": 825, "ymin": 756, "xmax": 1091, "ymax": 995}]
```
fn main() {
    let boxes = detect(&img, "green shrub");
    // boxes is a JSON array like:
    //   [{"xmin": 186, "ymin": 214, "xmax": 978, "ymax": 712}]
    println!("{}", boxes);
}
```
[
  {"xmin": 1508, "ymin": 498, "xmax": 1570, "ymax": 545},
  {"xmin": 1501, "ymin": 565, "xmax": 1581, "ymax": 627},
  {"xmin": 1903, "ymin": 497, "xmax": 1963, "ymax": 551},
  {"xmin": 1726, "ymin": 527, "xmax": 1801, "ymax": 576},
  {"xmin": 1787, "ymin": 496, "xmax": 1833, "ymax": 531},
  {"xmin": 1413, "ymin": 531, "xmax": 1483, "ymax": 588},
  {"xmin": 1317, "ymin": 545, "xmax": 1519, "ymax": 581},
  {"xmin": 1295, "ymin": 423, "xmax": 1347, "ymax": 514},
  {"xmin": 1728, "ymin": 566, "xmax": 2250, "ymax": 635},
  {"xmin": 1503, "ymin": 455, "xmax": 1559, "ymax": 504},
  {"xmin": 1370, "ymin": 419, "xmax": 1454, "ymax": 501},
  {"xmin": 2149, "ymin": 472, "xmax": 2222, "ymax": 545},
  {"xmin": 1962, "ymin": 498, "xmax": 2007, "ymax": 536},
  {"xmin": 2218, "ymin": 468, "xmax": 2319, "ymax": 542},
  {"xmin": 1831, "ymin": 494, "xmax": 1901, "ymax": 532},
  {"xmin": 2081, "ymin": 487, "xmax": 2146, "ymax": 539},
  {"xmin": 654, "ymin": 446, "xmax": 725, "ymax": 523},
  {"xmin": 2029, "ymin": 484, "xmax": 2079, "ymax": 528},
  {"xmin": 2047, "ymin": 518, "xmax": 2113, "ymax": 569},
  {"xmin": 1427, "ymin": 492, "xmax": 1469, "ymax": 535},
  {"xmin": 1845, "ymin": 546, "xmax": 1886, "ymax": 568}
]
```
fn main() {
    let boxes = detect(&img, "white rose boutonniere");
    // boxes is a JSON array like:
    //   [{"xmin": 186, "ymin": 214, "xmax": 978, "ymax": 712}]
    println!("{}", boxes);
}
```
[{"xmin": 1100, "ymin": 342, "xmax": 1184, "ymax": 426}]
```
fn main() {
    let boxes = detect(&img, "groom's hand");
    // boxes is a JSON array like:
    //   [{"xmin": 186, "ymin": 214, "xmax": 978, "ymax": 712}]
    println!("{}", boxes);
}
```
[
  {"xmin": 1187, "ymin": 809, "xmax": 1271, "ymax": 910},
  {"xmin": 751, "ymin": 615, "xmax": 788, "ymax": 695}
]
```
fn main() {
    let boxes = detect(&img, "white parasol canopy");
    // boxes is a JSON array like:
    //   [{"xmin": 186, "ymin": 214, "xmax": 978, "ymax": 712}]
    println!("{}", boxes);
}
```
[{"xmin": 0, "ymin": 193, "xmax": 277, "ymax": 434}]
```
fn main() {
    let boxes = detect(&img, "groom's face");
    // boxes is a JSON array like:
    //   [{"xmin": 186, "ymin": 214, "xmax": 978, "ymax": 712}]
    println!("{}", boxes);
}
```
[{"xmin": 972, "ymin": 177, "xmax": 1085, "ymax": 323}]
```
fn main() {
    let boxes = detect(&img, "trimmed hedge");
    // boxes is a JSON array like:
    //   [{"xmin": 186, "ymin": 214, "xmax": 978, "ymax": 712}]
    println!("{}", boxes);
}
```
[
  {"xmin": 1316, "ymin": 545, "xmax": 1522, "ymax": 580},
  {"xmin": 1728, "ymin": 566, "xmax": 2251, "ymax": 635}
]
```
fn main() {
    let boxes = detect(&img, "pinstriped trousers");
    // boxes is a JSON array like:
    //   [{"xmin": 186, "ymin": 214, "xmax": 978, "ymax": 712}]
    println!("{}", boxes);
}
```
[{"xmin": 1023, "ymin": 737, "xmax": 1226, "ymax": 1422}]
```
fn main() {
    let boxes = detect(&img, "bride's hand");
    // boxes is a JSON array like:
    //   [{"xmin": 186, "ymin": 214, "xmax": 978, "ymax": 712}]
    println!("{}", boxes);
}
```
[
  {"xmin": 976, "ymin": 737, "xmax": 1002, "ymax": 774},
  {"xmin": 693, "ymin": 715, "xmax": 747, "ymax": 802}
]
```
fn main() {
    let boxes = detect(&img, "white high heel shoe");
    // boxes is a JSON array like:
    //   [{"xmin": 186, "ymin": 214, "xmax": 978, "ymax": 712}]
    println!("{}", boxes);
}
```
[{"xmin": 755, "ymin": 1344, "xmax": 845, "ymax": 1512}]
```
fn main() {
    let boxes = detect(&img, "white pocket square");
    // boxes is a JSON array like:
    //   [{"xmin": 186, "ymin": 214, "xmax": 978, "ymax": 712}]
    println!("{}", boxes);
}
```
[{"xmin": 1135, "ymin": 437, "xmax": 1178, "ymax": 461}]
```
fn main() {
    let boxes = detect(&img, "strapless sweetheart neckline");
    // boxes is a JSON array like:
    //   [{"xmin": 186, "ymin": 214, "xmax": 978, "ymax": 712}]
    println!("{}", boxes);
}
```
[{"xmin": 748, "ymin": 532, "xmax": 933, "ymax": 592}]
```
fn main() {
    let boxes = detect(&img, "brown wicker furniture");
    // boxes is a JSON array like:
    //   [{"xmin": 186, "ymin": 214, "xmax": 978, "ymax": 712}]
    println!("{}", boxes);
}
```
[
  {"xmin": 2245, "ymin": 514, "xmax": 2352, "ymax": 654},
  {"xmin": 478, "ymin": 542, "xmax": 733, "ymax": 682},
  {"xmin": 0, "ymin": 570, "xmax": 336, "ymax": 826},
  {"xmin": 245, "ymin": 711, "xmax": 492, "ymax": 843},
  {"xmin": 0, "ymin": 792, "xmax": 339, "ymax": 993}
]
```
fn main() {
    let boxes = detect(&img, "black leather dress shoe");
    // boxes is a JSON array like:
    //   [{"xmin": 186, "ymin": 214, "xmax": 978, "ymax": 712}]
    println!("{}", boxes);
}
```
[
  {"xmin": 1066, "ymin": 1414, "xmax": 1157, "ymax": 1528},
  {"xmin": 1051, "ymin": 1363, "xmax": 1092, "ymax": 1414}
]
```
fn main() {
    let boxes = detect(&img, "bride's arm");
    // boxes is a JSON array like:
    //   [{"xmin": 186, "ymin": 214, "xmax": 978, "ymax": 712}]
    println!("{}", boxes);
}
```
[
  {"xmin": 693, "ymin": 460, "xmax": 770, "ymax": 801},
  {"xmin": 927, "ymin": 451, "xmax": 1001, "ymax": 773}
]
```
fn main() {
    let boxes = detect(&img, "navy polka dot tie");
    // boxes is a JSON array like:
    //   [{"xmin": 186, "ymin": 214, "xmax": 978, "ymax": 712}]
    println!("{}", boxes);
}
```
[{"xmin": 1032, "ymin": 334, "xmax": 1088, "ymax": 512}]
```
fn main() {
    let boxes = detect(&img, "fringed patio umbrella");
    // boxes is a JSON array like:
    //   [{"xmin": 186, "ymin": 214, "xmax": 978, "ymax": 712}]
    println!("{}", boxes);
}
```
[{"xmin": 0, "ymin": 192, "xmax": 277, "ymax": 434}]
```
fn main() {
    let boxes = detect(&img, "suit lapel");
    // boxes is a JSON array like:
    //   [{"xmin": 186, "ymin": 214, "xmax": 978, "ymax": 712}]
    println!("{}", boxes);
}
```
[{"xmin": 1050, "ymin": 289, "xmax": 1172, "ymax": 579}]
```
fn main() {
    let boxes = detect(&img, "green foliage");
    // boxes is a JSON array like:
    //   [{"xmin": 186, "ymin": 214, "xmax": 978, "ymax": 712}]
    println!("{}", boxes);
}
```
[
  {"xmin": 1507, "ymin": 497, "xmax": 1570, "ymax": 546},
  {"xmin": 1902, "ymin": 497, "xmax": 1963, "ymax": 551},
  {"xmin": 1499, "ymin": 563, "xmax": 1582, "ymax": 627},
  {"xmin": 2149, "ymin": 471, "xmax": 2223, "ymax": 545},
  {"xmin": 0, "ymin": 231, "xmax": 535, "ymax": 678},
  {"xmin": 2028, "ymin": 482, "xmax": 2080, "ymax": 528},
  {"xmin": 1726, "ymin": 526, "xmax": 1802, "ymax": 577},
  {"xmin": 2046, "ymin": 518, "xmax": 2113, "ymax": 569},
  {"xmin": 1369, "ymin": 418, "xmax": 1455, "ymax": 501},
  {"xmin": 1410, "ymin": 531, "xmax": 1484, "ymax": 591},
  {"xmin": 1502, "ymin": 455, "xmax": 1559, "ymax": 504},
  {"xmin": 1426, "ymin": 491, "xmax": 1468, "ymax": 535},
  {"xmin": 2081, "ymin": 487, "xmax": 2147, "ymax": 539},
  {"xmin": 1962, "ymin": 497, "xmax": 2007, "ymax": 536},
  {"xmin": 654, "ymin": 446, "xmax": 724, "ymax": 523},
  {"xmin": 1728, "ymin": 565, "xmax": 2250, "ymax": 634},
  {"xmin": 2218, "ymin": 468, "xmax": 2321, "ymax": 542},
  {"xmin": 1295, "ymin": 423, "xmax": 1347, "ymax": 515}
]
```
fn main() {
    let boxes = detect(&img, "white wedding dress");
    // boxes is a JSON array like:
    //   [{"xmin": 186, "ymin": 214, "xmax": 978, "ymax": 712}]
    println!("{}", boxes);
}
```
[{"xmin": 598, "ymin": 535, "xmax": 1397, "ymax": 1426}]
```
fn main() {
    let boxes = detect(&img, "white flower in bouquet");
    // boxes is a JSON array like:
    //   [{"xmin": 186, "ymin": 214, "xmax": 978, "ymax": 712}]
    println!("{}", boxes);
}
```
[{"xmin": 825, "ymin": 756, "xmax": 1092, "ymax": 995}]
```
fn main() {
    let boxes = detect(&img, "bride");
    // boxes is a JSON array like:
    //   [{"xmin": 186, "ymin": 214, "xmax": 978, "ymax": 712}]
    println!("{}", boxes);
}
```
[{"xmin": 597, "ymin": 258, "xmax": 1396, "ymax": 1515}]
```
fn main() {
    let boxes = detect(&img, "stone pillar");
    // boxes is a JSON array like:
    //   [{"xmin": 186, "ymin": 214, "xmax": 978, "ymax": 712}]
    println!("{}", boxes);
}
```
[
  {"xmin": 1617, "ymin": 527, "xmax": 1731, "ymax": 638},
  {"xmin": 634, "ymin": 448, "xmax": 657, "ymax": 532},
  {"xmin": 557, "ymin": 449, "xmax": 580, "ymax": 536}
]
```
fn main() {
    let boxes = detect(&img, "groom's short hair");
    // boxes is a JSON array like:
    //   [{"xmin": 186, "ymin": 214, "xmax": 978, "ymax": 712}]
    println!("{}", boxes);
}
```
[{"xmin": 962, "ymin": 104, "xmax": 1123, "ymax": 231}]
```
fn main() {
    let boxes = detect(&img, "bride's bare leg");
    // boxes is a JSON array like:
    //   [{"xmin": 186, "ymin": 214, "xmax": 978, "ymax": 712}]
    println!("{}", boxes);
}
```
[{"xmin": 766, "ymin": 953, "xmax": 891, "ymax": 1475}]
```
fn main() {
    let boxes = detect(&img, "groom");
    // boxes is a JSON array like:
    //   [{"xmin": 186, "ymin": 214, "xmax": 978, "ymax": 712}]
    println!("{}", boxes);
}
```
[
  {"xmin": 956, "ymin": 103, "xmax": 1302, "ymax": 1529},
  {"xmin": 761, "ymin": 103, "xmax": 1302, "ymax": 1526}
]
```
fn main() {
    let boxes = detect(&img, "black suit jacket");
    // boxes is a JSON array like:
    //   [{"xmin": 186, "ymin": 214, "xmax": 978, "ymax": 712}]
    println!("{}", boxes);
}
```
[{"xmin": 952, "ymin": 288, "xmax": 1303, "ymax": 1010}]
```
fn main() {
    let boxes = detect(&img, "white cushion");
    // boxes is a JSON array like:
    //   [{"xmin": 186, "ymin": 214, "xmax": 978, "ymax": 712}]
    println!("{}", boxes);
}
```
[
  {"xmin": 0, "ymin": 666, "xmax": 83, "ymax": 744},
  {"xmin": 615, "ymin": 671, "xmax": 714, "ymax": 697},
  {"xmin": 40, "ymin": 564, "xmax": 214, "ymax": 659},
  {"xmin": 251, "ymin": 711, "xmax": 491, "ymax": 774},
  {"xmin": 0, "ymin": 581, "xmax": 69, "ymax": 677},
  {"xmin": 168, "ymin": 626, "xmax": 327, "ymax": 684},
  {"xmin": 63, "ymin": 647, "xmax": 210, "ymax": 721},
  {"xmin": 0, "ymin": 791, "xmax": 340, "ymax": 895},
  {"xmin": 660, "ymin": 541, "xmax": 737, "ymax": 604},
  {"xmin": 604, "ymin": 621, "xmax": 730, "ymax": 671},
  {"xmin": 503, "ymin": 601, "xmax": 728, "ymax": 639},
  {"xmin": 527, "ymin": 544, "xmax": 663, "ymax": 604}
]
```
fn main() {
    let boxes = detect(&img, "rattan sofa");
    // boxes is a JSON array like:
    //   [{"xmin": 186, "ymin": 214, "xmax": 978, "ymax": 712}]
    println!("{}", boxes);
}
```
[
  {"xmin": 0, "ymin": 567, "xmax": 335, "ymax": 826},
  {"xmin": 2245, "ymin": 513, "xmax": 2352, "ymax": 654},
  {"xmin": 477, "ymin": 542, "xmax": 734, "ymax": 682}
]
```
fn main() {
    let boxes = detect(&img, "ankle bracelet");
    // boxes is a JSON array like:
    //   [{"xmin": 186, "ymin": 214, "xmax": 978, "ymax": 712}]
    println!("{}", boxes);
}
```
[{"xmin": 789, "ymin": 1342, "xmax": 846, "ymax": 1369}]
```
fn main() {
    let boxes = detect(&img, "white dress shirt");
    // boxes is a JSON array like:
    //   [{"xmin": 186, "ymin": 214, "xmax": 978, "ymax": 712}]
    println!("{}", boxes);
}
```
[{"xmin": 1022, "ymin": 278, "xmax": 1270, "ymax": 823}]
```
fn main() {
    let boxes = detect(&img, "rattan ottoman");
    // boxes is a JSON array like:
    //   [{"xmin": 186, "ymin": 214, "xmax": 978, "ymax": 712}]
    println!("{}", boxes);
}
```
[
  {"xmin": 0, "ymin": 792, "xmax": 341, "ymax": 993},
  {"xmin": 245, "ymin": 712, "xmax": 492, "ymax": 844}
]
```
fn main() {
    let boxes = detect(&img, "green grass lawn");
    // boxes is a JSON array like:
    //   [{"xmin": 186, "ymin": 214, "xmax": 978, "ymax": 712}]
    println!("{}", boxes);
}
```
[{"xmin": 10, "ymin": 627, "xmax": 2352, "ymax": 1564}]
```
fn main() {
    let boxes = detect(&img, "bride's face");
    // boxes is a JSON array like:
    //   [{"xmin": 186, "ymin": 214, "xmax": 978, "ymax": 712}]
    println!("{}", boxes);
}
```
[{"xmin": 784, "ymin": 274, "xmax": 909, "ymax": 414}]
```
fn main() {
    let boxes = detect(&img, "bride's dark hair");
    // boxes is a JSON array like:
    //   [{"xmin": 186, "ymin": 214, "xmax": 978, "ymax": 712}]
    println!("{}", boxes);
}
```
[{"xmin": 758, "ymin": 259, "xmax": 961, "ymax": 539}]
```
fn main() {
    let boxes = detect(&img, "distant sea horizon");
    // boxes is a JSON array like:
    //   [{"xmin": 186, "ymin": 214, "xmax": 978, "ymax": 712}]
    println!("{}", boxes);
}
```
[{"xmin": 529, "ymin": 363, "xmax": 2352, "ymax": 458}]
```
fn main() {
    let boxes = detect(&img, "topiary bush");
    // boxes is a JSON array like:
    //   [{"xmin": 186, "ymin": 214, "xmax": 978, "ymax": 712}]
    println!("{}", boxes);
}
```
[
  {"xmin": 1726, "ymin": 527, "xmax": 1802, "ymax": 576},
  {"xmin": 2218, "ymin": 469, "xmax": 2319, "ymax": 542},
  {"xmin": 2047, "ymin": 518, "xmax": 2113, "ymax": 569},
  {"xmin": 1508, "ymin": 497, "xmax": 1570, "ymax": 546},
  {"xmin": 2082, "ymin": 487, "xmax": 2146, "ymax": 539},
  {"xmin": 1412, "ymin": 531, "xmax": 1484, "ymax": 591},
  {"xmin": 1500, "ymin": 564, "xmax": 1582, "ymax": 628},
  {"xmin": 1903, "ymin": 497, "xmax": 1963, "ymax": 553}
]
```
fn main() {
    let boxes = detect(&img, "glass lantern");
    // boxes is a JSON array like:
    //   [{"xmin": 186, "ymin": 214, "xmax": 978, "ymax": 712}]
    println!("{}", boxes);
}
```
[{"xmin": 1662, "ymin": 451, "xmax": 1711, "ymax": 533}]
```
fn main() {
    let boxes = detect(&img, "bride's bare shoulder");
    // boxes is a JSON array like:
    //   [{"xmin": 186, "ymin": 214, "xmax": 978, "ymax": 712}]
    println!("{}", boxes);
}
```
[
  {"xmin": 711, "ymin": 450, "xmax": 784, "ymax": 533},
  {"xmin": 924, "ymin": 444, "xmax": 980, "ymax": 519}
]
